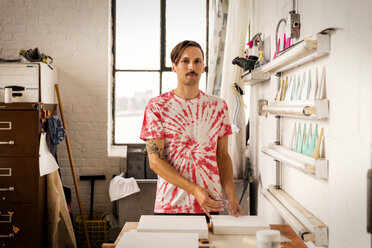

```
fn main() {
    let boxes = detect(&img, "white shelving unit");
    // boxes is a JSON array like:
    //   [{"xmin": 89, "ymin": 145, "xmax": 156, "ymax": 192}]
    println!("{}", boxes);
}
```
[
  {"xmin": 242, "ymin": 33, "xmax": 330, "ymax": 85},
  {"xmin": 253, "ymin": 30, "xmax": 332, "ymax": 247},
  {"xmin": 258, "ymin": 99, "xmax": 329, "ymax": 119},
  {"xmin": 262, "ymin": 143, "xmax": 328, "ymax": 180}
]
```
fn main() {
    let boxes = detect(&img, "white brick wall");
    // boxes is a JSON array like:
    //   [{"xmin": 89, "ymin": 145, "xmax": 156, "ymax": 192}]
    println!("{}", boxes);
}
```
[{"xmin": 0, "ymin": 0, "xmax": 123, "ymax": 215}]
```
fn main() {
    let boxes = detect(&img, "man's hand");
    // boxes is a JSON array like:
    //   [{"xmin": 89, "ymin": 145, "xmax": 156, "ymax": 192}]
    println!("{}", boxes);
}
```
[
  {"xmin": 192, "ymin": 185, "xmax": 224, "ymax": 218},
  {"xmin": 227, "ymin": 198, "xmax": 244, "ymax": 217}
]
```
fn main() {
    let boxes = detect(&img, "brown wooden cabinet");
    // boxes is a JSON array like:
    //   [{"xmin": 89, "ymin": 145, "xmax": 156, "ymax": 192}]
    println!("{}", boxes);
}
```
[{"xmin": 0, "ymin": 102, "xmax": 55, "ymax": 248}]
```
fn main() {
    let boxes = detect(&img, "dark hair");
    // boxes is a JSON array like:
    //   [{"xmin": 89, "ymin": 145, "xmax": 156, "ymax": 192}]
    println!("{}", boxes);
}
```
[{"xmin": 170, "ymin": 40, "xmax": 204, "ymax": 65}]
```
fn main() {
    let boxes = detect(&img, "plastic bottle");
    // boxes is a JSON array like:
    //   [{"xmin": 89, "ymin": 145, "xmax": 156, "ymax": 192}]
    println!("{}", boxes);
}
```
[
  {"xmin": 4, "ymin": 87, "xmax": 12, "ymax": 103},
  {"xmin": 258, "ymin": 51, "xmax": 264, "ymax": 65}
]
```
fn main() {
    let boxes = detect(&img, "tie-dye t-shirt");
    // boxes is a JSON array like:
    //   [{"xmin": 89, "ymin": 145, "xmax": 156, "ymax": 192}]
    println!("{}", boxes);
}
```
[{"xmin": 140, "ymin": 90, "xmax": 232, "ymax": 214}]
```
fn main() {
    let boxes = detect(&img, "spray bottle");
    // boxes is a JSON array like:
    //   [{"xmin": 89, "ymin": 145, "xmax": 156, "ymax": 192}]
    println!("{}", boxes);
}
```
[{"xmin": 248, "ymin": 33, "xmax": 262, "ymax": 61}]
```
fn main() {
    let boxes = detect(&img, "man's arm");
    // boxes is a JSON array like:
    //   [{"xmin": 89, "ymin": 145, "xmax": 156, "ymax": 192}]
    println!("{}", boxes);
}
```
[
  {"xmin": 146, "ymin": 139, "xmax": 224, "ymax": 217},
  {"xmin": 217, "ymin": 135, "xmax": 244, "ymax": 217}
]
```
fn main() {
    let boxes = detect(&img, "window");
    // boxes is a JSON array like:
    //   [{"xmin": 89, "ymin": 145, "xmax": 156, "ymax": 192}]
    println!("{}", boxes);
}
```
[{"xmin": 112, "ymin": 0, "xmax": 209, "ymax": 144}]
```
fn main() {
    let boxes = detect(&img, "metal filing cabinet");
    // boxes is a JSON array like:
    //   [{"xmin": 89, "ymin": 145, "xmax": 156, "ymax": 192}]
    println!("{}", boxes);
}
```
[{"xmin": 0, "ymin": 102, "xmax": 56, "ymax": 247}]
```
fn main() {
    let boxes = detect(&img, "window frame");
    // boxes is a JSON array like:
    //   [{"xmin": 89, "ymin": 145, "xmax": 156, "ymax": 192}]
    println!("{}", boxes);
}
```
[{"xmin": 111, "ymin": 0, "xmax": 209, "ymax": 146}]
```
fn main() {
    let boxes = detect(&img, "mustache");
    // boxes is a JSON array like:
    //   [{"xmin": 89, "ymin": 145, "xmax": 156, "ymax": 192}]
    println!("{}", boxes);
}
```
[{"xmin": 186, "ymin": 71, "xmax": 198, "ymax": 76}]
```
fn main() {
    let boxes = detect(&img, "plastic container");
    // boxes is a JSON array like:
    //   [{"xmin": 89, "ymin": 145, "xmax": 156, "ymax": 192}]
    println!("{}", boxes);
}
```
[
  {"xmin": 256, "ymin": 229, "xmax": 280, "ymax": 248},
  {"xmin": 76, "ymin": 214, "xmax": 109, "ymax": 248},
  {"xmin": 4, "ymin": 87, "xmax": 12, "ymax": 103}
]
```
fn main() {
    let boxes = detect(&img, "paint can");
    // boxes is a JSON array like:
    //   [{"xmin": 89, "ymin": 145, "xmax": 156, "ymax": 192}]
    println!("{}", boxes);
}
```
[{"xmin": 256, "ymin": 229, "xmax": 280, "ymax": 248}]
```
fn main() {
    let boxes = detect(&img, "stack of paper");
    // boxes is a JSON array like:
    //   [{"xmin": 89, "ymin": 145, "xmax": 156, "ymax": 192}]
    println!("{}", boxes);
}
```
[
  {"xmin": 137, "ymin": 215, "xmax": 208, "ymax": 239},
  {"xmin": 211, "ymin": 215, "xmax": 269, "ymax": 235},
  {"xmin": 116, "ymin": 231, "xmax": 198, "ymax": 248}
]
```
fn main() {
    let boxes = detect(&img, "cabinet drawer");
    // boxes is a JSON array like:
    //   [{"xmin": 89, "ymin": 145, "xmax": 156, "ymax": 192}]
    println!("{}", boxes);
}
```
[
  {"xmin": 0, "ymin": 158, "xmax": 39, "ymax": 202},
  {"xmin": 0, "ymin": 110, "xmax": 39, "ymax": 156},
  {"xmin": 0, "ymin": 203, "xmax": 38, "ymax": 248}
]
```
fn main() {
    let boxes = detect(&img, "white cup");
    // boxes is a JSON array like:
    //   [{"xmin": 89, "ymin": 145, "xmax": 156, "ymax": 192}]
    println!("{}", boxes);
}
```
[
  {"xmin": 256, "ymin": 229, "xmax": 280, "ymax": 248},
  {"xmin": 4, "ymin": 87, "xmax": 12, "ymax": 103}
]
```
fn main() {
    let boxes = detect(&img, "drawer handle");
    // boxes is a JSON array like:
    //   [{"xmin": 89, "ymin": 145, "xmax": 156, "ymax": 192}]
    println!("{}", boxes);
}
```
[
  {"xmin": 0, "ymin": 233, "xmax": 14, "ymax": 238},
  {"xmin": 0, "ymin": 141, "xmax": 14, "ymax": 145},
  {"xmin": 0, "ymin": 121, "xmax": 12, "ymax": 130},
  {"xmin": 0, "ymin": 168, "xmax": 12, "ymax": 176},
  {"xmin": 0, "ymin": 187, "xmax": 14, "ymax": 192},
  {"xmin": 0, "ymin": 212, "xmax": 13, "ymax": 223},
  {"xmin": 0, "ymin": 226, "xmax": 20, "ymax": 238}
]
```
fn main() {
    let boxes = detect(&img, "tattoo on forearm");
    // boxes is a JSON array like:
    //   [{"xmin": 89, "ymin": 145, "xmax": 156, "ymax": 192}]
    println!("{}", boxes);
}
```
[{"xmin": 146, "ymin": 140, "xmax": 164, "ymax": 158}]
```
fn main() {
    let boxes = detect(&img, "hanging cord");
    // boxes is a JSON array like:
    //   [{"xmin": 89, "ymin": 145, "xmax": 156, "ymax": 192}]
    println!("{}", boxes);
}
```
[
  {"xmin": 275, "ymin": 18, "xmax": 287, "ymax": 57},
  {"xmin": 239, "ymin": 159, "xmax": 252, "ymax": 204}
]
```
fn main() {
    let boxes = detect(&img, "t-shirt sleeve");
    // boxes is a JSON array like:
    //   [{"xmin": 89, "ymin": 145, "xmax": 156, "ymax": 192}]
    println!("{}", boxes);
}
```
[
  {"xmin": 218, "ymin": 100, "xmax": 232, "ymax": 139},
  {"xmin": 140, "ymin": 101, "xmax": 164, "ymax": 141}
]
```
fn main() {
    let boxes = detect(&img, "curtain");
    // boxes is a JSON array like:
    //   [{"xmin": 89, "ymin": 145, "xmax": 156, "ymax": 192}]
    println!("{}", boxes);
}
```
[
  {"xmin": 207, "ymin": 0, "xmax": 229, "ymax": 95},
  {"xmin": 219, "ymin": 0, "xmax": 249, "ymax": 179}
]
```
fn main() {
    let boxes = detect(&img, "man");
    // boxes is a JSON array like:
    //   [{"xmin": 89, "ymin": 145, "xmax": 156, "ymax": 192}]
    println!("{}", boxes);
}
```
[{"xmin": 140, "ymin": 40, "xmax": 243, "ymax": 221}]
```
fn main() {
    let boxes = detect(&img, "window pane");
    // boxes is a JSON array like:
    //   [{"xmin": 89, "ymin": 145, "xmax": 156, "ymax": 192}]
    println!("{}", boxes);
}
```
[
  {"xmin": 161, "ymin": 72, "xmax": 177, "ymax": 93},
  {"xmin": 116, "ymin": 0, "xmax": 160, "ymax": 70},
  {"xmin": 162, "ymin": 72, "xmax": 207, "ymax": 94},
  {"xmin": 115, "ymin": 72, "xmax": 160, "ymax": 144},
  {"xmin": 165, "ymin": 0, "xmax": 206, "ymax": 67},
  {"xmin": 199, "ymin": 73, "xmax": 207, "ymax": 93}
]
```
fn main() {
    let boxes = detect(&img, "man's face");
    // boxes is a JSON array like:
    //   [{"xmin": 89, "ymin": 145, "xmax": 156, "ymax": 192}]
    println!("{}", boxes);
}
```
[{"xmin": 172, "ymin": 46, "xmax": 205, "ymax": 87}]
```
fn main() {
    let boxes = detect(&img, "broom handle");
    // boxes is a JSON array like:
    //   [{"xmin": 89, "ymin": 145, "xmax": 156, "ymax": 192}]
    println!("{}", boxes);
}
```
[{"xmin": 55, "ymin": 84, "xmax": 91, "ymax": 248}]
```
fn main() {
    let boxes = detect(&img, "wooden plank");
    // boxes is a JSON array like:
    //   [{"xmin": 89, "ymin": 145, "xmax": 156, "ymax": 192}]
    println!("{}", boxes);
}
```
[
  {"xmin": 270, "ymin": 225, "xmax": 307, "ymax": 248},
  {"xmin": 103, "ymin": 221, "xmax": 306, "ymax": 248},
  {"xmin": 121, "ymin": 222, "xmax": 139, "ymax": 233},
  {"xmin": 101, "ymin": 222, "xmax": 138, "ymax": 248}
]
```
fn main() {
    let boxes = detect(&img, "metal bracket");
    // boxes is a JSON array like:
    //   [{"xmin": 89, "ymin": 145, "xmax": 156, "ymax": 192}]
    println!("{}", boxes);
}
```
[
  {"xmin": 258, "ymin": 99, "xmax": 268, "ymax": 117},
  {"xmin": 288, "ymin": 10, "xmax": 300, "ymax": 38}
]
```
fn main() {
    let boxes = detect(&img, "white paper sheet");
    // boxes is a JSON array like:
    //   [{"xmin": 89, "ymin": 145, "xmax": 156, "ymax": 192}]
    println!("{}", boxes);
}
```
[
  {"xmin": 211, "ymin": 215, "xmax": 270, "ymax": 235},
  {"xmin": 39, "ymin": 132, "xmax": 59, "ymax": 176},
  {"xmin": 116, "ymin": 231, "xmax": 198, "ymax": 248},
  {"xmin": 137, "ymin": 215, "xmax": 208, "ymax": 239}
]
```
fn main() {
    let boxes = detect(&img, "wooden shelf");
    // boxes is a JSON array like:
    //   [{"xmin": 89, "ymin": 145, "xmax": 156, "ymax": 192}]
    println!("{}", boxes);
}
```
[
  {"xmin": 258, "ymin": 99, "xmax": 329, "ymax": 119},
  {"xmin": 242, "ymin": 33, "xmax": 330, "ymax": 85},
  {"xmin": 261, "ymin": 143, "xmax": 328, "ymax": 180},
  {"xmin": 262, "ymin": 185, "xmax": 328, "ymax": 247}
]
